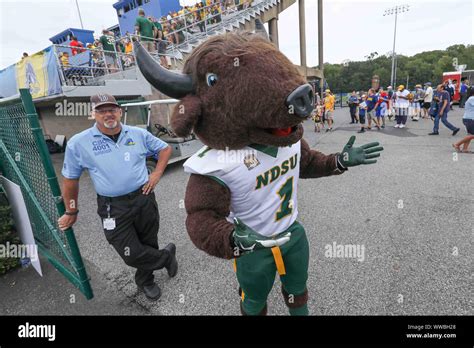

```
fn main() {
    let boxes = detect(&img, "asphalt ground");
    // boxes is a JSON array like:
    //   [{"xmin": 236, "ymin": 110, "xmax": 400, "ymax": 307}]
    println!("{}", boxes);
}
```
[{"xmin": 1, "ymin": 106, "xmax": 472, "ymax": 315}]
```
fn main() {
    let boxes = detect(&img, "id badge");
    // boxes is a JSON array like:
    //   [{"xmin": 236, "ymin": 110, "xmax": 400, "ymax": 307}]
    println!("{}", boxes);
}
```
[{"xmin": 103, "ymin": 218, "xmax": 116, "ymax": 230}]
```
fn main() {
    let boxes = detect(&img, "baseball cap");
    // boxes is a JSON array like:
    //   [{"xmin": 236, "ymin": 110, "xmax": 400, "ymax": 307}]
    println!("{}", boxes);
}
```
[
  {"xmin": 397, "ymin": 85, "xmax": 405, "ymax": 90},
  {"xmin": 90, "ymin": 93, "xmax": 119, "ymax": 110},
  {"xmin": 325, "ymin": 89, "xmax": 331, "ymax": 93},
  {"xmin": 424, "ymin": 82, "xmax": 431, "ymax": 86}
]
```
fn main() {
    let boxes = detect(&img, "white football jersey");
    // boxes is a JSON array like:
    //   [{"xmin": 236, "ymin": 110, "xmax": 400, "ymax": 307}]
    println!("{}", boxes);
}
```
[{"xmin": 183, "ymin": 142, "xmax": 300, "ymax": 237}]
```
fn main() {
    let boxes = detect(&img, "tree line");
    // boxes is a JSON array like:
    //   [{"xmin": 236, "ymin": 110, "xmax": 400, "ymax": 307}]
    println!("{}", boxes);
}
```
[{"xmin": 320, "ymin": 44, "xmax": 474, "ymax": 92}]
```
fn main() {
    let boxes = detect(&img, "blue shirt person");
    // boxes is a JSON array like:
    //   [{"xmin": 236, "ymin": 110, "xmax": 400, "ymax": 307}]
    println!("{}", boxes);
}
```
[
  {"xmin": 365, "ymin": 93, "xmax": 378, "ymax": 112},
  {"xmin": 62, "ymin": 123, "xmax": 168, "ymax": 197},
  {"xmin": 57, "ymin": 93, "xmax": 176, "ymax": 301},
  {"xmin": 429, "ymin": 85, "xmax": 460, "ymax": 135}
]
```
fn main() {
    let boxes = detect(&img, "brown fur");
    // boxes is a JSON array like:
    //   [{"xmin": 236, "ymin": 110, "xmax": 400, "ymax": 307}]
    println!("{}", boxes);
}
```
[
  {"xmin": 171, "ymin": 32, "xmax": 307, "ymax": 149},
  {"xmin": 184, "ymin": 174, "xmax": 234, "ymax": 259},
  {"xmin": 300, "ymin": 138, "xmax": 342, "ymax": 178},
  {"xmin": 171, "ymin": 95, "xmax": 201, "ymax": 137}
]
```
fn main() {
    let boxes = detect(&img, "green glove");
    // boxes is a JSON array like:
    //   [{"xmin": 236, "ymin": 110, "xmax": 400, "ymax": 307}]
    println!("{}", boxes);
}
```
[
  {"xmin": 232, "ymin": 218, "xmax": 291, "ymax": 256},
  {"xmin": 338, "ymin": 135, "xmax": 384, "ymax": 167}
]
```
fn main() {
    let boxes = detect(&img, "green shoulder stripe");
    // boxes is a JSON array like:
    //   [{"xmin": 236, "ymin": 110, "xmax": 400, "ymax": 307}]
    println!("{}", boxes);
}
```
[{"xmin": 205, "ymin": 175, "xmax": 228, "ymax": 190}]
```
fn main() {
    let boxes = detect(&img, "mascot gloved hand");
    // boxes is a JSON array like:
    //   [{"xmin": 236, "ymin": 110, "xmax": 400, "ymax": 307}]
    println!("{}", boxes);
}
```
[
  {"xmin": 337, "ymin": 136, "xmax": 384, "ymax": 168},
  {"xmin": 232, "ymin": 218, "xmax": 291, "ymax": 255}
]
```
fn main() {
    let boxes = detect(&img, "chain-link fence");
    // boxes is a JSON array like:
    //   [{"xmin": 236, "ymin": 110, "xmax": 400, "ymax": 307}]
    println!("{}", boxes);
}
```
[{"xmin": 0, "ymin": 89, "xmax": 93, "ymax": 299}]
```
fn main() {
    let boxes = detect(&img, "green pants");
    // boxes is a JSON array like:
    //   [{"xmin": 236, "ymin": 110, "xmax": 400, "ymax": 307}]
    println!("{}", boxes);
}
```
[{"xmin": 235, "ymin": 220, "xmax": 309, "ymax": 315}]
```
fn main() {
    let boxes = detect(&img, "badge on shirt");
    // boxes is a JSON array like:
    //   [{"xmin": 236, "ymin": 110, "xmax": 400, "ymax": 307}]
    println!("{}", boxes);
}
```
[
  {"xmin": 243, "ymin": 153, "xmax": 260, "ymax": 170},
  {"xmin": 103, "ymin": 218, "xmax": 116, "ymax": 230},
  {"xmin": 125, "ymin": 138, "xmax": 136, "ymax": 146}
]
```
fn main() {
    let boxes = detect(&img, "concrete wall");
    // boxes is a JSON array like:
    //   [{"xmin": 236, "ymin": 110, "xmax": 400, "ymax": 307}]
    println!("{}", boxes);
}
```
[{"xmin": 37, "ymin": 103, "xmax": 96, "ymax": 140}]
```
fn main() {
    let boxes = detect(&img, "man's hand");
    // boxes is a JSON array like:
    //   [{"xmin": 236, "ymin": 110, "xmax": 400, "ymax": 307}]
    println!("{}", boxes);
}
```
[
  {"xmin": 338, "ymin": 135, "xmax": 384, "ymax": 167},
  {"xmin": 58, "ymin": 214, "xmax": 77, "ymax": 231},
  {"xmin": 232, "ymin": 218, "xmax": 291, "ymax": 256},
  {"xmin": 142, "ymin": 171, "xmax": 161, "ymax": 195}
]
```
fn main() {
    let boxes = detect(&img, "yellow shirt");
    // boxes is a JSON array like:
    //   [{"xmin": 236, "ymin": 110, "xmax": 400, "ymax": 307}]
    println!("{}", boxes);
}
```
[
  {"xmin": 324, "ymin": 95, "xmax": 335, "ymax": 111},
  {"xmin": 60, "ymin": 55, "xmax": 69, "ymax": 67}
]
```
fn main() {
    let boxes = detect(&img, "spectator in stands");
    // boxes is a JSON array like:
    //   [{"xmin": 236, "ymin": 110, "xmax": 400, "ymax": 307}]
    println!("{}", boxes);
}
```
[
  {"xmin": 59, "ymin": 52, "xmax": 69, "ymax": 67},
  {"xmin": 135, "ymin": 8, "xmax": 156, "ymax": 53},
  {"xmin": 121, "ymin": 38, "xmax": 134, "ymax": 67},
  {"xmin": 69, "ymin": 36, "xmax": 85, "ymax": 56},
  {"xmin": 99, "ymin": 29, "xmax": 118, "ymax": 72}
]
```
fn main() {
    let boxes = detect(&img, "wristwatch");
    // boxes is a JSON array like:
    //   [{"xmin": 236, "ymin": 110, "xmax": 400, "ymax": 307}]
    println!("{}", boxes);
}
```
[{"xmin": 65, "ymin": 210, "xmax": 79, "ymax": 216}]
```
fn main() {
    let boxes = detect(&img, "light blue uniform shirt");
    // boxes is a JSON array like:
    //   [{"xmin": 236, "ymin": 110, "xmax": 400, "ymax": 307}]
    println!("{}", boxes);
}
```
[
  {"xmin": 62, "ymin": 123, "xmax": 169, "ymax": 197},
  {"xmin": 463, "ymin": 96, "xmax": 474, "ymax": 120}
]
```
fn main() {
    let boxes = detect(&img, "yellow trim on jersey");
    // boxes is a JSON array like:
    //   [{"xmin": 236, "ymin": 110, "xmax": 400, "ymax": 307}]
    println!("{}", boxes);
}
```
[
  {"xmin": 271, "ymin": 246, "xmax": 286, "ymax": 275},
  {"xmin": 233, "ymin": 259, "xmax": 237, "ymax": 272}
]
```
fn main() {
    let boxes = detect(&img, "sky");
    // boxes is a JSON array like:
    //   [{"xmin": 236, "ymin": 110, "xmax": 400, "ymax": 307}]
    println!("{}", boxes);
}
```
[{"xmin": 0, "ymin": 0, "xmax": 473, "ymax": 70}]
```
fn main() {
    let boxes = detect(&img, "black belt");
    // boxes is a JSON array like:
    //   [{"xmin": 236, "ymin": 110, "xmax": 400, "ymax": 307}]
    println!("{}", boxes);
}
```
[{"xmin": 97, "ymin": 187, "xmax": 144, "ymax": 202}]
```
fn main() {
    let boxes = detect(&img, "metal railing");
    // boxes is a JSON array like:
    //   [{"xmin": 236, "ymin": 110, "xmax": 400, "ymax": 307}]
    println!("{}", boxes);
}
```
[
  {"xmin": 53, "ymin": 41, "xmax": 177, "ymax": 86},
  {"xmin": 0, "ymin": 89, "xmax": 93, "ymax": 299},
  {"xmin": 52, "ymin": 0, "xmax": 272, "ymax": 86}
]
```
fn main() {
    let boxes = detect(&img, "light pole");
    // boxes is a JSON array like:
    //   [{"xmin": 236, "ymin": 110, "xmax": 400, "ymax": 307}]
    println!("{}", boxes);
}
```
[
  {"xmin": 383, "ymin": 4, "xmax": 409, "ymax": 87},
  {"xmin": 75, "ymin": 0, "xmax": 84, "ymax": 29}
]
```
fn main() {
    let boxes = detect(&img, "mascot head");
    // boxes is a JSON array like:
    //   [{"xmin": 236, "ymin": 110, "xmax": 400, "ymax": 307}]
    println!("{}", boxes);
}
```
[{"xmin": 135, "ymin": 20, "xmax": 314, "ymax": 150}]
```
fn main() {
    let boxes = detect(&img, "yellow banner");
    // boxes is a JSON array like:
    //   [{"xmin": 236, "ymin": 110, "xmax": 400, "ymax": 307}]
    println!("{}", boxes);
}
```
[{"xmin": 16, "ymin": 51, "xmax": 48, "ymax": 99}]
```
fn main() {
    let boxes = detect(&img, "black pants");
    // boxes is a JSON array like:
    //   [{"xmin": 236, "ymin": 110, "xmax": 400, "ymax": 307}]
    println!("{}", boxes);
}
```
[
  {"xmin": 349, "ymin": 105, "xmax": 357, "ymax": 122},
  {"xmin": 459, "ymin": 93, "xmax": 467, "ymax": 108},
  {"xmin": 97, "ymin": 191, "xmax": 169, "ymax": 287}
]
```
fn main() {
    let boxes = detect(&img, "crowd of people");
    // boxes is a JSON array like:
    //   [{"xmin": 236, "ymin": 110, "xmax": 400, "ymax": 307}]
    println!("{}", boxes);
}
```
[
  {"xmin": 57, "ymin": 0, "xmax": 254, "ymax": 80},
  {"xmin": 311, "ymin": 78, "xmax": 474, "ymax": 152},
  {"xmin": 133, "ymin": 0, "xmax": 253, "ymax": 58}
]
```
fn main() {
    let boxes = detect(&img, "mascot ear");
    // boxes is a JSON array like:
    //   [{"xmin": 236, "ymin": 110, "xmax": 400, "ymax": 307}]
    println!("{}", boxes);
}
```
[{"xmin": 171, "ymin": 95, "xmax": 202, "ymax": 137}]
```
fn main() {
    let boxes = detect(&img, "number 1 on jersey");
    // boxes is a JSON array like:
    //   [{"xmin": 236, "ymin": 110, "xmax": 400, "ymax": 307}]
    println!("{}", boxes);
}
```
[{"xmin": 276, "ymin": 177, "xmax": 293, "ymax": 221}]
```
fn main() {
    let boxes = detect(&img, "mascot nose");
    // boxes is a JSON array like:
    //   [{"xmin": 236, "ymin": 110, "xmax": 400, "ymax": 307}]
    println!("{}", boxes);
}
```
[{"xmin": 285, "ymin": 84, "xmax": 315, "ymax": 117}]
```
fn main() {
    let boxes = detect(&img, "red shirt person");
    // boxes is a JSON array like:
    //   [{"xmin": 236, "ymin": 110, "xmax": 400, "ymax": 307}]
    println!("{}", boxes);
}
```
[{"xmin": 69, "ymin": 36, "xmax": 85, "ymax": 56}]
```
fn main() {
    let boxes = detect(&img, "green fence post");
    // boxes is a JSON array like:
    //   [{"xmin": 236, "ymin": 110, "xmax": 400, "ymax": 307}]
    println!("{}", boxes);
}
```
[{"xmin": 19, "ymin": 89, "xmax": 93, "ymax": 299}]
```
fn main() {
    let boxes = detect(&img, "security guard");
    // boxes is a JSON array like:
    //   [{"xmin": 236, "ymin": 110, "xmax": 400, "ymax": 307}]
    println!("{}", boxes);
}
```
[{"xmin": 58, "ymin": 93, "xmax": 177, "ymax": 301}]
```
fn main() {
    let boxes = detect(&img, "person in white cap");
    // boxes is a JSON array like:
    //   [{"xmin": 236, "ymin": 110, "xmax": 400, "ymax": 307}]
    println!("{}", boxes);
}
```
[{"xmin": 422, "ymin": 82, "xmax": 433, "ymax": 119}]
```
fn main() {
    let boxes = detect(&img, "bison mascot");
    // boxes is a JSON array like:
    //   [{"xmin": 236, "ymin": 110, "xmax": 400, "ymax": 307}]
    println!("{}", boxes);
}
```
[{"xmin": 134, "ymin": 20, "xmax": 383, "ymax": 315}]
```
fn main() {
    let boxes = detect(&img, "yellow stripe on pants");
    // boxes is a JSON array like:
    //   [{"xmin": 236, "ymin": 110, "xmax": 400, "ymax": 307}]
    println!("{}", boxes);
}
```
[{"xmin": 271, "ymin": 246, "xmax": 286, "ymax": 275}]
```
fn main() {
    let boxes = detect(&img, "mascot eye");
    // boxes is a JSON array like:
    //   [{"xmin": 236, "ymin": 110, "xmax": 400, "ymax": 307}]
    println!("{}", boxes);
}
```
[{"xmin": 206, "ymin": 73, "xmax": 218, "ymax": 87}]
